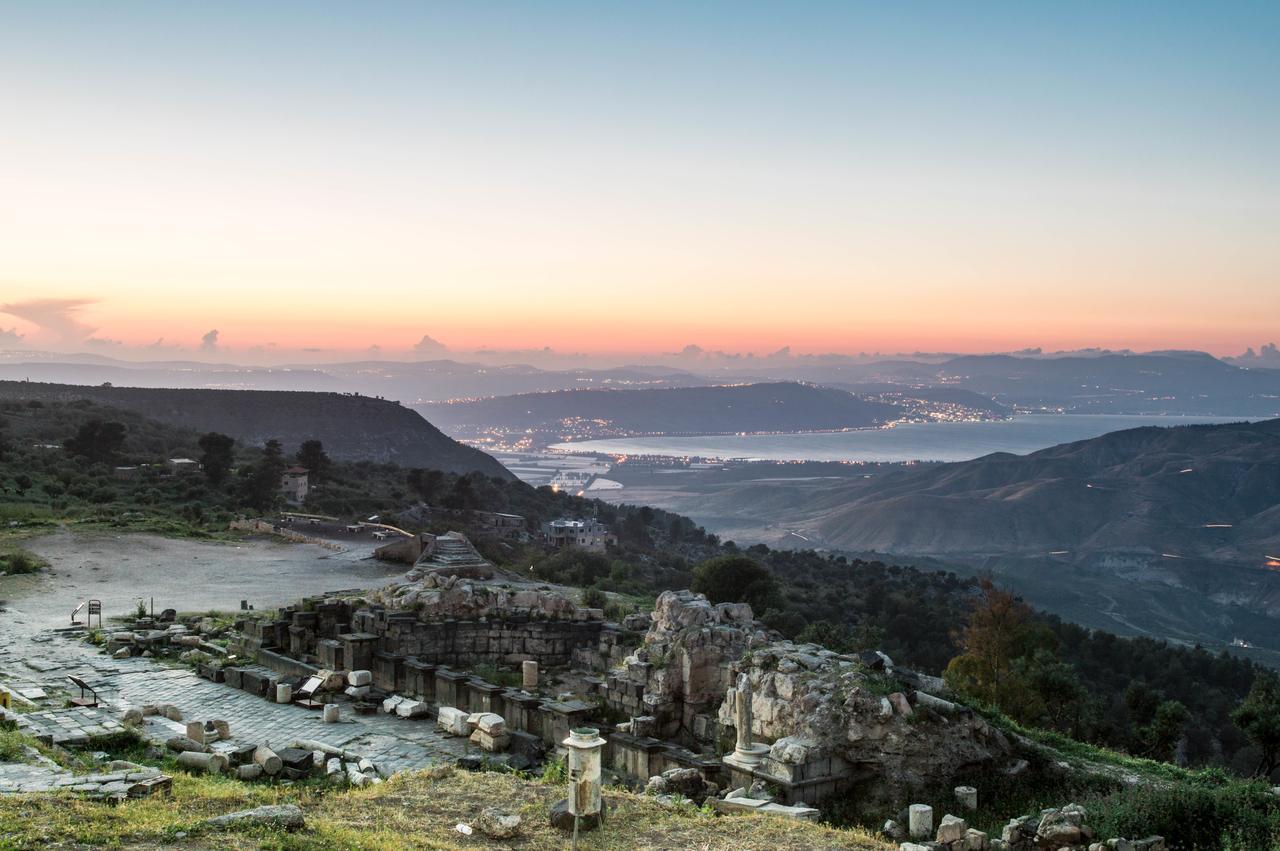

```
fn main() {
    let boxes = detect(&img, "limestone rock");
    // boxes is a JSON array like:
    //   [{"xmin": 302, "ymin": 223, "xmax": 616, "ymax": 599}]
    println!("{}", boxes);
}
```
[
  {"xmin": 937, "ymin": 814, "xmax": 968, "ymax": 844},
  {"xmin": 475, "ymin": 807, "xmax": 521, "ymax": 839},
  {"xmin": 206, "ymin": 804, "xmax": 305, "ymax": 831}
]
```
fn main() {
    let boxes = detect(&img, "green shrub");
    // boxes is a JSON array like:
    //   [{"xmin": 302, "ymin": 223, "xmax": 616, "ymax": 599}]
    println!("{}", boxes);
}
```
[
  {"xmin": 0, "ymin": 548, "xmax": 46, "ymax": 575},
  {"xmin": 1086, "ymin": 778, "xmax": 1280, "ymax": 850}
]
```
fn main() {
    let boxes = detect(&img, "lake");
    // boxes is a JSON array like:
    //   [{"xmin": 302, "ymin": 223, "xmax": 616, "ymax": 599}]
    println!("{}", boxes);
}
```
[{"xmin": 549, "ymin": 414, "xmax": 1253, "ymax": 463}]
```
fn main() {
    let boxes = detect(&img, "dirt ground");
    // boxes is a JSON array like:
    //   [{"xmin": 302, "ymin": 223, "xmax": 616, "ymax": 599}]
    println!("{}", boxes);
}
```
[{"xmin": 1, "ymin": 528, "xmax": 405, "ymax": 629}]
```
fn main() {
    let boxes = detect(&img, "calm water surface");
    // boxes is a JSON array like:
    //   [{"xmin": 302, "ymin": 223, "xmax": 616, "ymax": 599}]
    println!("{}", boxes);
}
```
[{"xmin": 550, "ymin": 414, "xmax": 1252, "ymax": 463}]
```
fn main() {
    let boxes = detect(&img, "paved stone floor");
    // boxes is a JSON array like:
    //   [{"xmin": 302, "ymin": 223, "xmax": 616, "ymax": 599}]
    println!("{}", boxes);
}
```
[{"xmin": 1, "ymin": 602, "xmax": 468, "ymax": 781}]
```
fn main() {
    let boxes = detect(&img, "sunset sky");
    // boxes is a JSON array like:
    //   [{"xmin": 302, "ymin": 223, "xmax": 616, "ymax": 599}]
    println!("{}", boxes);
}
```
[{"xmin": 1, "ymin": 2, "xmax": 1277, "ymax": 359}]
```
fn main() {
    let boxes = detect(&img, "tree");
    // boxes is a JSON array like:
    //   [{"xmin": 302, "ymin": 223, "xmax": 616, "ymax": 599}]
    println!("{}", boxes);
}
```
[
  {"xmin": 690, "ymin": 555, "xmax": 778, "ymax": 612},
  {"xmin": 239, "ymin": 439, "xmax": 286, "ymax": 513},
  {"xmin": 1140, "ymin": 700, "xmax": 1189, "ymax": 762},
  {"xmin": 198, "ymin": 432, "xmax": 236, "ymax": 485},
  {"xmin": 443, "ymin": 475, "xmax": 479, "ymax": 510},
  {"xmin": 63, "ymin": 420, "xmax": 127, "ymax": 463},
  {"xmin": 943, "ymin": 578, "xmax": 1057, "ymax": 720},
  {"xmin": 295, "ymin": 439, "xmax": 330, "ymax": 481},
  {"xmin": 407, "ymin": 468, "xmax": 446, "ymax": 503},
  {"xmin": 1233, "ymin": 670, "xmax": 1280, "ymax": 779}
]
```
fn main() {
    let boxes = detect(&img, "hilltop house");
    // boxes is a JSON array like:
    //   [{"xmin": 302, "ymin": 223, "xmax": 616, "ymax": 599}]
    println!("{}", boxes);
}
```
[
  {"xmin": 542, "ymin": 517, "xmax": 613, "ymax": 552},
  {"xmin": 166, "ymin": 457, "xmax": 200, "ymax": 475},
  {"xmin": 280, "ymin": 467, "xmax": 311, "ymax": 504}
]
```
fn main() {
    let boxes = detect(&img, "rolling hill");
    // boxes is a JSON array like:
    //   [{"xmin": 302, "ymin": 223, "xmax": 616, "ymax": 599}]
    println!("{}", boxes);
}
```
[
  {"xmin": 655, "ymin": 418, "xmax": 1280, "ymax": 663},
  {"xmin": 0, "ymin": 381, "xmax": 512, "ymax": 479}
]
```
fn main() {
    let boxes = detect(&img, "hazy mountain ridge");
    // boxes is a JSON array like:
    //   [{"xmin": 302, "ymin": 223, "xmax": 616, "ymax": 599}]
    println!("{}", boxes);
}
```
[
  {"xmin": 420, "ymin": 381, "xmax": 904, "ymax": 442},
  {"xmin": 0, "ymin": 381, "xmax": 511, "ymax": 479}
]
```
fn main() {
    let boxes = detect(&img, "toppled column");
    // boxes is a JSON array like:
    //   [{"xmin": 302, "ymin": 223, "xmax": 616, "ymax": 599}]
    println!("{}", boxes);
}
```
[{"xmin": 253, "ymin": 745, "xmax": 283, "ymax": 776}]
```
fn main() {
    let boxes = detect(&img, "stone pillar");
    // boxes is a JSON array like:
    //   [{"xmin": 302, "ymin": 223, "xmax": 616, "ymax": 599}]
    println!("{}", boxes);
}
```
[
  {"xmin": 564, "ymin": 727, "xmax": 606, "ymax": 819},
  {"xmin": 954, "ymin": 785, "xmax": 978, "ymax": 811},
  {"xmin": 735, "ymin": 672, "xmax": 752, "ymax": 753},
  {"xmin": 276, "ymin": 683, "xmax": 293, "ymax": 704},
  {"xmin": 730, "ymin": 672, "xmax": 769, "ymax": 766},
  {"xmin": 323, "ymin": 703, "xmax": 340, "ymax": 724},
  {"xmin": 909, "ymin": 804, "xmax": 933, "ymax": 839},
  {"xmin": 522, "ymin": 660, "xmax": 539, "ymax": 690}
]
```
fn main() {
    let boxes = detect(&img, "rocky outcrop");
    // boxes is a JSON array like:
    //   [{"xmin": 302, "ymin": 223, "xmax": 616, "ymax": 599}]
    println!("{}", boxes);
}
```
[
  {"xmin": 719, "ymin": 639, "xmax": 1010, "ymax": 802},
  {"xmin": 610, "ymin": 590, "xmax": 768, "ymax": 738}
]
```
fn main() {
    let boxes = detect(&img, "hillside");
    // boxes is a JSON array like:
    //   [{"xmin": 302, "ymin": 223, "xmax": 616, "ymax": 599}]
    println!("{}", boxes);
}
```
[
  {"xmin": 420, "ymin": 382, "xmax": 901, "ymax": 444},
  {"xmin": 659, "ymin": 418, "xmax": 1280, "ymax": 664},
  {"xmin": 0, "ymin": 381, "xmax": 511, "ymax": 479}
]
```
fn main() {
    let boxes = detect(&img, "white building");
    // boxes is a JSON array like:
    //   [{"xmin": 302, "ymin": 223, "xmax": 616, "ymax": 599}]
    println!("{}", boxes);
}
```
[
  {"xmin": 280, "ymin": 467, "xmax": 311, "ymax": 504},
  {"xmin": 541, "ymin": 518, "xmax": 613, "ymax": 552}
]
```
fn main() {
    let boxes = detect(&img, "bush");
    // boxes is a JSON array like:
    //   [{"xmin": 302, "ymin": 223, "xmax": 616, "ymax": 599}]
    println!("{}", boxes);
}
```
[
  {"xmin": 1086, "ymin": 777, "xmax": 1280, "ymax": 849},
  {"xmin": 582, "ymin": 587, "xmax": 607, "ymax": 609},
  {"xmin": 0, "ymin": 548, "xmax": 46, "ymax": 575}
]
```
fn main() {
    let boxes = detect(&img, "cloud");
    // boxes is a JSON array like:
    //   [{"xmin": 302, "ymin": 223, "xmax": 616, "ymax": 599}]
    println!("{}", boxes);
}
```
[
  {"xmin": 413, "ymin": 334, "xmax": 448, "ymax": 355},
  {"xmin": 0, "ymin": 327, "xmax": 24, "ymax": 348},
  {"xmin": 200, "ymin": 329, "xmax": 220, "ymax": 352},
  {"xmin": 85, "ymin": 336, "xmax": 123, "ymax": 347},
  {"xmin": 0, "ymin": 298, "xmax": 97, "ymax": 344}
]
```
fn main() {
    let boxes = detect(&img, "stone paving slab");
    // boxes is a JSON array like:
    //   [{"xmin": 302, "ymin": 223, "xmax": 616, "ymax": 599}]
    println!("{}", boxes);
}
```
[{"xmin": 1, "ymin": 610, "xmax": 469, "ymax": 783}]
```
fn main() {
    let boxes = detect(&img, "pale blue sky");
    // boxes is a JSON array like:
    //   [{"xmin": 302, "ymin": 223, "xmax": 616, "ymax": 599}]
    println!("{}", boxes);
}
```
[{"xmin": 1, "ymin": 2, "xmax": 1277, "ymax": 355}]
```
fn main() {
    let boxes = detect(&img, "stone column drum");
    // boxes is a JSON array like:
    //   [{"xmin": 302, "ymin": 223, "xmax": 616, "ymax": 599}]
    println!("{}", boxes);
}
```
[{"xmin": 522, "ymin": 660, "xmax": 539, "ymax": 690}]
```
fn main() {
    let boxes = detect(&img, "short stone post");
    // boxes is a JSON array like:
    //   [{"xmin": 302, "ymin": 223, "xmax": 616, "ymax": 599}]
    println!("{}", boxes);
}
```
[
  {"xmin": 185, "ymin": 721, "xmax": 206, "ymax": 745},
  {"xmin": 564, "ymin": 727, "xmax": 606, "ymax": 824},
  {"xmin": 522, "ymin": 660, "xmax": 539, "ymax": 690},
  {"xmin": 276, "ymin": 683, "xmax": 293, "ymax": 704},
  {"xmin": 954, "ymin": 785, "xmax": 978, "ymax": 811},
  {"xmin": 323, "ymin": 703, "xmax": 340, "ymax": 724},
  {"xmin": 908, "ymin": 804, "xmax": 933, "ymax": 840}
]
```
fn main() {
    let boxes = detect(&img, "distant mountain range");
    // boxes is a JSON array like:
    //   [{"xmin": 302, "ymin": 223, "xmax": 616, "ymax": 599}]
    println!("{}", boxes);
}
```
[
  {"xmin": 662, "ymin": 418, "xmax": 1280, "ymax": 664},
  {"xmin": 3, "ymin": 349, "xmax": 1278, "ymax": 418},
  {"xmin": 0, "ymin": 381, "xmax": 511, "ymax": 479},
  {"xmin": 419, "ymin": 382, "xmax": 911, "ymax": 444}
]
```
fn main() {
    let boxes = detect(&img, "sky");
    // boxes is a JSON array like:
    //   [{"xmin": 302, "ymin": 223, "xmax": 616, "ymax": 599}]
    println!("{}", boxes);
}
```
[{"xmin": 1, "ymin": 2, "xmax": 1277, "ymax": 360}]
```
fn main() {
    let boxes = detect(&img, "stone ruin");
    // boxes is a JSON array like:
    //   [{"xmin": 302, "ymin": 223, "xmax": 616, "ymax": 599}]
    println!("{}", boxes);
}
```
[
  {"xmin": 155, "ymin": 557, "xmax": 1022, "ymax": 821},
  {"xmin": 602, "ymin": 590, "xmax": 1012, "ymax": 812}
]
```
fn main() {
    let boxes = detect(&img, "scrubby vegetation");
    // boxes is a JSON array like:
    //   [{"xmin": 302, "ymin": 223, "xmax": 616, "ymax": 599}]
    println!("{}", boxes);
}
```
[{"xmin": 0, "ymin": 763, "xmax": 892, "ymax": 850}]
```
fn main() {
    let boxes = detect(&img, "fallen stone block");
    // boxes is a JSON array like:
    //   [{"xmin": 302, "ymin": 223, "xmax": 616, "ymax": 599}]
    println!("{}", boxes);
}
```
[
  {"xmin": 395, "ymin": 700, "xmax": 430, "ymax": 719},
  {"xmin": 348, "ymin": 670, "xmax": 372, "ymax": 687},
  {"xmin": 277, "ymin": 747, "xmax": 314, "ymax": 772},
  {"xmin": 176, "ymin": 751, "xmax": 228, "ymax": 774},
  {"xmin": 937, "ymin": 813, "xmax": 968, "ymax": 844},
  {"xmin": 205, "ymin": 804, "xmax": 305, "ymax": 832},
  {"xmin": 165, "ymin": 736, "xmax": 208, "ymax": 754},
  {"xmin": 436, "ymin": 706, "xmax": 468, "ymax": 734}
]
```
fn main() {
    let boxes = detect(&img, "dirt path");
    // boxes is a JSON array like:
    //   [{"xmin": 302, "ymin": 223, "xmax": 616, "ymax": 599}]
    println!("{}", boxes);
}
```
[{"xmin": 1, "ymin": 528, "xmax": 405, "ymax": 629}]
